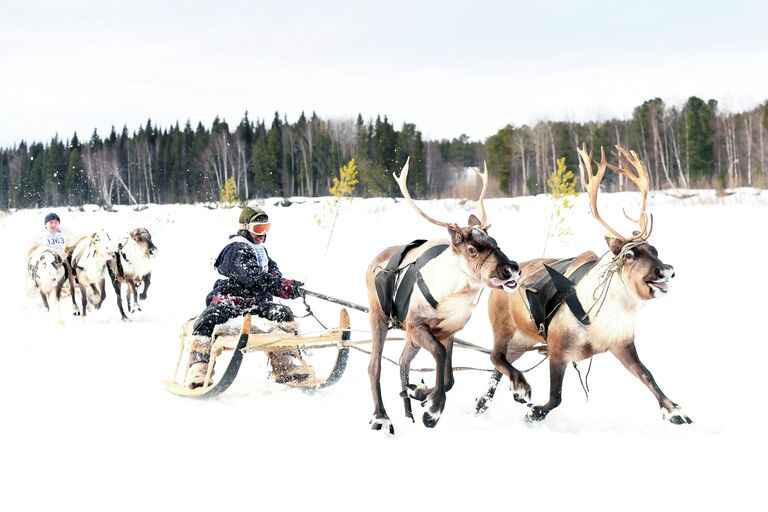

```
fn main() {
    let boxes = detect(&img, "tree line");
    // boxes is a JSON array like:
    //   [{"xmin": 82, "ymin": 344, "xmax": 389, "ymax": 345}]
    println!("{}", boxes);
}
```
[
  {"xmin": 1, "ymin": 97, "xmax": 766, "ymax": 210},
  {"xmin": 486, "ymin": 97, "xmax": 768, "ymax": 196}
]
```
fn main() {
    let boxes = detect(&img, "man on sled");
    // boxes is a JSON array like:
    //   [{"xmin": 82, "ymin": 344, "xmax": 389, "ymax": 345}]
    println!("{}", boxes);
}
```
[{"xmin": 186, "ymin": 205, "xmax": 307, "ymax": 389}]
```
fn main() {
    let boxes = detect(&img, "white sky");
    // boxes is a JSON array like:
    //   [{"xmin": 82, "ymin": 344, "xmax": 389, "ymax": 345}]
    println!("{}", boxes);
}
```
[{"xmin": 2, "ymin": 0, "xmax": 767, "ymax": 147}]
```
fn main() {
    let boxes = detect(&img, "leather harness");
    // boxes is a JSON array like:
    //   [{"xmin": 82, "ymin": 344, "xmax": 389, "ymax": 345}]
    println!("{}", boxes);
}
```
[
  {"xmin": 374, "ymin": 240, "xmax": 449, "ymax": 329},
  {"xmin": 524, "ymin": 257, "xmax": 597, "ymax": 339}
]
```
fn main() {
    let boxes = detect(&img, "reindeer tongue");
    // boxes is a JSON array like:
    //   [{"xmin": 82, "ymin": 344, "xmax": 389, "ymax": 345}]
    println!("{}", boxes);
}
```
[{"xmin": 491, "ymin": 277, "xmax": 517, "ymax": 290}]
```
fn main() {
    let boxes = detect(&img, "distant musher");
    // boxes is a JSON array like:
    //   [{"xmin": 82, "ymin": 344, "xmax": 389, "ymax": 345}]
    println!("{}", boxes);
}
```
[{"xmin": 42, "ymin": 212, "xmax": 66, "ymax": 254}]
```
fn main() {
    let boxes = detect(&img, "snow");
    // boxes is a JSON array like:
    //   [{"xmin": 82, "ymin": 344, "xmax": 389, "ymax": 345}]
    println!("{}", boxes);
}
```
[{"xmin": 3, "ymin": 189, "xmax": 767, "ymax": 511}]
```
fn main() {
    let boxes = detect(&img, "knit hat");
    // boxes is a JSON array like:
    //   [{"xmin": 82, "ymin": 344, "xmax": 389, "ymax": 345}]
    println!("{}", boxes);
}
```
[
  {"xmin": 44, "ymin": 212, "xmax": 60, "ymax": 224},
  {"xmin": 239, "ymin": 205, "xmax": 268, "ymax": 225}
]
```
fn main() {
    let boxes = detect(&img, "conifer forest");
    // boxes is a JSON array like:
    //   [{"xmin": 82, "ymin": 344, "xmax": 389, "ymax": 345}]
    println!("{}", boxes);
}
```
[{"xmin": 1, "ymin": 97, "xmax": 766, "ymax": 210}]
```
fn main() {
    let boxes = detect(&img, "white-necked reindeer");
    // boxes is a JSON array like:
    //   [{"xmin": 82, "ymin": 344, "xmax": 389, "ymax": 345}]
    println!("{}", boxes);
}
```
[
  {"xmin": 366, "ymin": 158, "xmax": 521, "ymax": 434},
  {"xmin": 107, "ymin": 227, "xmax": 157, "ymax": 320},
  {"xmin": 477, "ymin": 145, "xmax": 691, "ymax": 425},
  {"xmin": 66, "ymin": 231, "xmax": 114, "ymax": 317},
  {"xmin": 28, "ymin": 244, "xmax": 68, "ymax": 314}
]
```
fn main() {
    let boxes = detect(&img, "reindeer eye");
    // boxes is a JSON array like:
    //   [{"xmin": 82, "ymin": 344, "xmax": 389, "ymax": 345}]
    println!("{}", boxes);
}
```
[
  {"xmin": 624, "ymin": 250, "xmax": 635, "ymax": 261},
  {"xmin": 467, "ymin": 246, "xmax": 478, "ymax": 257}
]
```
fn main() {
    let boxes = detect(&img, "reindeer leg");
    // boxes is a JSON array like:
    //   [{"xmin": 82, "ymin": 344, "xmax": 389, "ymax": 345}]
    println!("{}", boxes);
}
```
[
  {"xmin": 368, "ymin": 313, "xmax": 394, "ymax": 435},
  {"xmin": 111, "ymin": 279, "xmax": 128, "ymax": 321},
  {"xmin": 527, "ymin": 355, "xmax": 568, "ymax": 422},
  {"xmin": 69, "ymin": 274, "xmax": 81, "ymax": 316},
  {"xmin": 408, "ymin": 326, "xmax": 447, "ymax": 428},
  {"xmin": 139, "ymin": 273, "xmax": 151, "ymax": 300},
  {"xmin": 475, "ymin": 370, "xmax": 502, "ymax": 415},
  {"xmin": 397, "ymin": 342, "xmax": 421, "ymax": 422},
  {"xmin": 610, "ymin": 342, "xmax": 692, "ymax": 424},
  {"xmin": 492, "ymin": 348, "xmax": 531, "ymax": 404},
  {"xmin": 55, "ymin": 280, "xmax": 65, "ymax": 320},
  {"xmin": 39, "ymin": 290, "xmax": 50, "ymax": 312},
  {"xmin": 444, "ymin": 338, "xmax": 455, "ymax": 392},
  {"xmin": 126, "ymin": 283, "xmax": 133, "ymax": 313},
  {"xmin": 96, "ymin": 278, "xmax": 106, "ymax": 309},
  {"xmin": 107, "ymin": 266, "xmax": 127, "ymax": 320},
  {"xmin": 80, "ymin": 283, "xmax": 88, "ymax": 317},
  {"xmin": 130, "ymin": 283, "xmax": 141, "ymax": 312},
  {"xmin": 89, "ymin": 283, "xmax": 100, "ymax": 308}
]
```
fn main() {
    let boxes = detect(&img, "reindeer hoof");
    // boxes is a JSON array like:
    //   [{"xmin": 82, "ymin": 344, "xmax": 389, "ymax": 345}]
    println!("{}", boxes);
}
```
[
  {"xmin": 422, "ymin": 410, "xmax": 441, "ymax": 428},
  {"xmin": 513, "ymin": 392, "xmax": 529, "ymax": 404},
  {"xmin": 525, "ymin": 405, "xmax": 548, "ymax": 422},
  {"xmin": 139, "ymin": 293, "xmax": 147, "ymax": 300},
  {"xmin": 475, "ymin": 395, "xmax": 491, "ymax": 415},
  {"xmin": 404, "ymin": 380, "xmax": 429, "ymax": 401},
  {"xmin": 663, "ymin": 406, "xmax": 692, "ymax": 425},
  {"xmin": 510, "ymin": 381, "xmax": 531, "ymax": 404},
  {"xmin": 370, "ymin": 417, "xmax": 394, "ymax": 435}
]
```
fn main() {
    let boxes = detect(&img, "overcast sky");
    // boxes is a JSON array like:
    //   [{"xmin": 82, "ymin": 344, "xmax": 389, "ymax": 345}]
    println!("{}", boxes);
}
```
[{"xmin": 2, "ymin": 0, "xmax": 767, "ymax": 147}]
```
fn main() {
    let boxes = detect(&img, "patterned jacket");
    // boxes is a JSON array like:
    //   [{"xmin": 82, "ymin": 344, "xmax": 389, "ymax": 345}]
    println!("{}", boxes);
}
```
[{"xmin": 205, "ymin": 233, "xmax": 300, "ymax": 309}]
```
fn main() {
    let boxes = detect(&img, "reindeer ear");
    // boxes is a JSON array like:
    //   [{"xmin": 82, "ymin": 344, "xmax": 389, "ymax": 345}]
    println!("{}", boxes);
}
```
[
  {"xmin": 605, "ymin": 235, "xmax": 624, "ymax": 256},
  {"xmin": 468, "ymin": 214, "xmax": 481, "ymax": 227},
  {"xmin": 448, "ymin": 226, "xmax": 464, "ymax": 246}
]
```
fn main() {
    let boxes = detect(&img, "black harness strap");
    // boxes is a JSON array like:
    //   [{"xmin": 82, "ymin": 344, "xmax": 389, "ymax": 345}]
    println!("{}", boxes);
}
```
[
  {"xmin": 525, "ymin": 258, "xmax": 597, "ymax": 339},
  {"xmin": 394, "ymin": 243, "xmax": 449, "ymax": 323},
  {"xmin": 375, "ymin": 240, "xmax": 427, "ymax": 320},
  {"xmin": 544, "ymin": 261, "xmax": 595, "ymax": 326},
  {"xmin": 374, "ymin": 240, "xmax": 449, "ymax": 328}
]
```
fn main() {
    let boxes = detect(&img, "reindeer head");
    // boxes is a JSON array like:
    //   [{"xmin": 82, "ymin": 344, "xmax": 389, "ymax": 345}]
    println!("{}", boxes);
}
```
[
  {"xmin": 129, "ymin": 228, "xmax": 158, "ymax": 258},
  {"xmin": 394, "ymin": 158, "xmax": 520, "ymax": 292},
  {"xmin": 32, "ymin": 250, "xmax": 64, "ymax": 285},
  {"xmin": 91, "ymin": 230, "xmax": 117, "ymax": 259},
  {"xmin": 578, "ymin": 145, "xmax": 674, "ymax": 301}
]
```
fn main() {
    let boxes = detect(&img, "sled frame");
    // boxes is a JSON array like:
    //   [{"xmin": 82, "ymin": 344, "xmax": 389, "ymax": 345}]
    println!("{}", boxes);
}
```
[{"xmin": 163, "ymin": 309, "xmax": 351, "ymax": 398}]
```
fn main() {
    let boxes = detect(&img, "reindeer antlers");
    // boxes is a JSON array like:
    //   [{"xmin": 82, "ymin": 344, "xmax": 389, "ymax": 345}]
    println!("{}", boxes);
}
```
[
  {"xmin": 577, "ymin": 144, "xmax": 652, "ymax": 242},
  {"xmin": 475, "ymin": 162, "xmax": 490, "ymax": 229},
  {"xmin": 605, "ymin": 146, "xmax": 652, "ymax": 240},
  {"xmin": 394, "ymin": 157, "xmax": 455, "ymax": 229},
  {"xmin": 394, "ymin": 157, "xmax": 490, "ymax": 230}
]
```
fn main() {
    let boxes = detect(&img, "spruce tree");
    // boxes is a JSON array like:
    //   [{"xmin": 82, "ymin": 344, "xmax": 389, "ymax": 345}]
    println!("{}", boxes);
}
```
[{"xmin": 682, "ymin": 96, "xmax": 715, "ymax": 183}]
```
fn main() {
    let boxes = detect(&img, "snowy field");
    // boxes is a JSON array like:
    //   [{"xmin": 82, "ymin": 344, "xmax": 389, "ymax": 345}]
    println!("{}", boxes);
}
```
[{"xmin": 2, "ymin": 189, "xmax": 767, "ymax": 511}]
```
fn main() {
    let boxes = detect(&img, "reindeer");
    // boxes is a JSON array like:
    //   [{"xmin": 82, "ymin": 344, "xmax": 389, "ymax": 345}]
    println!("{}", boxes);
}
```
[
  {"xmin": 28, "ymin": 245, "xmax": 68, "ymax": 313},
  {"xmin": 106, "ymin": 227, "xmax": 157, "ymax": 320},
  {"xmin": 476, "ymin": 145, "xmax": 691, "ymax": 425},
  {"xmin": 66, "ymin": 231, "xmax": 114, "ymax": 317},
  {"xmin": 366, "ymin": 158, "xmax": 520, "ymax": 434}
]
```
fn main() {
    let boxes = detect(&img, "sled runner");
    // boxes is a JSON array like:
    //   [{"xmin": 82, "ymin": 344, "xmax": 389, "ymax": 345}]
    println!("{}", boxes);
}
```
[{"xmin": 163, "ymin": 309, "xmax": 351, "ymax": 398}]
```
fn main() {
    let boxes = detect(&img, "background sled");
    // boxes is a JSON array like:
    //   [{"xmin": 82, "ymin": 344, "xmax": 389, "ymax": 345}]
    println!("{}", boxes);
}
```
[{"xmin": 163, "ymin": 309, "xmax": 351, "ymax": 398}]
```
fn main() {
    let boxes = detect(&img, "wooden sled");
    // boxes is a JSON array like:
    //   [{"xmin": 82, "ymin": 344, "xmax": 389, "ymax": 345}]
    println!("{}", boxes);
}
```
[{"xmin": 163, "ymin": 309, "xmax": 351, "ymax": 398}]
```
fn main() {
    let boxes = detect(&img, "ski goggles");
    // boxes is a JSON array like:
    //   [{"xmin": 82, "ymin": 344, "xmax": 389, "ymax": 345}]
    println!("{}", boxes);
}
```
[{"xmin": 247, "ymin": 222, "xmax": 271, "ymax": 235}]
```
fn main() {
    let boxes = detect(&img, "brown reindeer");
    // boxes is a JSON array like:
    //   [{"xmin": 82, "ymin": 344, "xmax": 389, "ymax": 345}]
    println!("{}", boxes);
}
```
[
  {"xmin": 476, "ymin": 145, "xmax": 691, "ymax": 425},
  {"xmin": 366, "ymin": 158, "xmax": 520, "ymax": 434}
]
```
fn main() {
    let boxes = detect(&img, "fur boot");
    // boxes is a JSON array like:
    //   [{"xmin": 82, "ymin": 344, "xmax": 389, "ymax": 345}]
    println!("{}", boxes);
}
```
[
  {"xmin": 268, "ymin": 350, "xmax": 311, "ymax": 384},
  {"xmin": 186, "ymin": 335, "xmax": 214, "ymax": 389}
]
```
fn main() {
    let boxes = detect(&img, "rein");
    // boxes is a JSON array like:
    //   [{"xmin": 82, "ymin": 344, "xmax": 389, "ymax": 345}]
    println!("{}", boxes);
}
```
[
  {"xmin": 297, "ymin": 291, "xmax": 546, "ymax": 374},
  {"xmin": 585, "ymin": 239, "xmax": 649, "ymax": 318}
]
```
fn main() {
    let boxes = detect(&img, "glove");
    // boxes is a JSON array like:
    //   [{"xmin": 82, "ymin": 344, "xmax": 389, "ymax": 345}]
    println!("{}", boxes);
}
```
[{"xmin": 280, "ymin": 279, "xmax": 304, "ymax": 300}]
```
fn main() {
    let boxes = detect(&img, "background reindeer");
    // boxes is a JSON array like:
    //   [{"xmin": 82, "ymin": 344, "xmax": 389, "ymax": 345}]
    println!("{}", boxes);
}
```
[
  {"xmin": 107, "ymin": 227, "xmax": 158, "ymax": 320},
  {"xmin": 476, "ymin": 145, "xmax": 691, "ymax": 425},
  {"xmin": 27, "ymin": 244, "xmax": 68, "ymax": 313},
  {"xmin": 366, "ymin": 158, "xmax": 520, "ymax": 434},
  {"xmin": 66, "ymin": 231, "xmax": 114, "ymax": 317}
]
